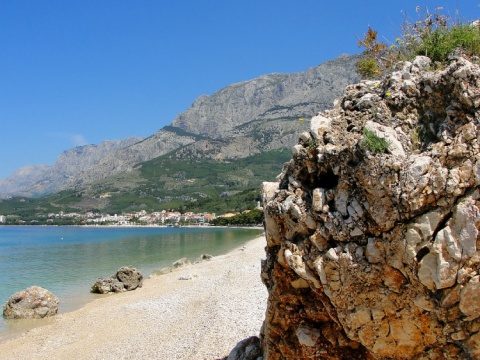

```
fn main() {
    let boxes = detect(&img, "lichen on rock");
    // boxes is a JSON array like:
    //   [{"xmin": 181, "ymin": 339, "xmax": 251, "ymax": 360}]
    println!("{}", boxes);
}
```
[{"xmin": 260, "ymin": 55, "xmax": 480, "ymax": 359}]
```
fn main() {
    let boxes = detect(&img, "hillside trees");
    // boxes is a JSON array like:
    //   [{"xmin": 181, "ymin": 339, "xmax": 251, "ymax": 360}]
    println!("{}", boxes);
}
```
[{"xmin": 210, "ymin": 209, "xmax": 264, "ymax": 226}]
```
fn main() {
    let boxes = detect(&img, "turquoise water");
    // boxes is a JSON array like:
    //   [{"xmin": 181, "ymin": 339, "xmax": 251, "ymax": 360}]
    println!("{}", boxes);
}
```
[{"xmin": 0, "ymin": 225, "xmax": 263, "ymax": 334}]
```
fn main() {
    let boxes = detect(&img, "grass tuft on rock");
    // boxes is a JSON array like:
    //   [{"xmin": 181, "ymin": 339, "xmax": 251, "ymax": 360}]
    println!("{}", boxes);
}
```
[{"xmin": 362, "ymin": 129, "xmax": 389, "ymax": 154}]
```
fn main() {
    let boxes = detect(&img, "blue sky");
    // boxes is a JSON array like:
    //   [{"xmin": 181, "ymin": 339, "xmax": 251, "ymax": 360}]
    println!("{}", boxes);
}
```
[{"xmin": 1, "ymin": 1, "xmax": 479, "ymax": 179}]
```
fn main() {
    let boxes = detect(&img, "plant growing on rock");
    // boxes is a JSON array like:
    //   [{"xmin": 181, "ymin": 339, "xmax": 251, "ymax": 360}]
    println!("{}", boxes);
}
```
[
  {"xmin": 356, "ymin": 6, "xmax": 480, "ymax": 78},
  {"xmin": 361, "ymin": 128, "xmax": 389, "ymax": 154},
  {"xmin": 305, "ymin": 137, "xmax": 319, "ymax": 150},
  {"xmin": 404, "ymin": 6, "xmax": 480, "ymax": 63},
  {"xmin": 355, "ymin": 27, "xmax": 388, "ymax": 78}
]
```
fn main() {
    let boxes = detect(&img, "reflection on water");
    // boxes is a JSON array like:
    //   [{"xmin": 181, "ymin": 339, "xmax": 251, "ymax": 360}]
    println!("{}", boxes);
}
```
[{"xmin": 0, "ymin": 226, "xmax": 263, "ymax": 335}]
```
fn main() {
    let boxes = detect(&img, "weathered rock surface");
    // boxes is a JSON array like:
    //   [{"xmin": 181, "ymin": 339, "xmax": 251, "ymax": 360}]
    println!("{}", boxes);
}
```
[
  {"xmin": 261, "ymin": 55, "xmax": 480, "ymax": 359},
  {"xmin": 3, "ymin": 286, "xmax": 59, "ymax": 319},
  {"xmin": 199, "ymin": 253, "xmax": 213, "ymax": 261},
  {"xmin": 172, "ymin": 258, "xmax": 192, "ymax": 269},
  {"xmin": 151, "ymin": 256, "xmax": 208, "ymax": 278},
  {"xmin": 226, "ymin": 336, "xmax": 262, "ymax": 360},
  {"xmin": 91, "ymin": 266, "xmax": 143, "ymax": 294},
  {"xmin": 150, "ymin": 267, "xmax": 173, "ymax": 277}
]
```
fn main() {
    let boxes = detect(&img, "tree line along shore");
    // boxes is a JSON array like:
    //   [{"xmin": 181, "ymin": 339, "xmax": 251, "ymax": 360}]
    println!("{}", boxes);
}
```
[{"xmin": 0, "ymin": 208, "xmax": 264, "ymax": 226}]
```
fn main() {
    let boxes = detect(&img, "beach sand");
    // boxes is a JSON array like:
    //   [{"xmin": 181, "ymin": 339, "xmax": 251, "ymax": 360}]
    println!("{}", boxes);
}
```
[{"xmin": 0, "ymin": 235, "xmax": 268, "ymax": 360}]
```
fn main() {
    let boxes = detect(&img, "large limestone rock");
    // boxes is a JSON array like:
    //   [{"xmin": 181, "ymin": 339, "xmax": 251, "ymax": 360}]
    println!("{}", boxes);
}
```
[
  {"xmin": 261, "ymin": 55, "xmax": 480, "ymax": 359},
  {"xmin": 91, "ymin": 266, "xmax": 143, "ymax": 294},
  {"xmin": 3, "ymin": 286, "xmax": 59, "ymax": 319}
]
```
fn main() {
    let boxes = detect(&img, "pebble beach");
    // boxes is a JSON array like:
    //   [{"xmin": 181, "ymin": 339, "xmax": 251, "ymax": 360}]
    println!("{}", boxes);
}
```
[{"xmin": 0, "ymin": 235, "xmax": 268, "ymax": 360}]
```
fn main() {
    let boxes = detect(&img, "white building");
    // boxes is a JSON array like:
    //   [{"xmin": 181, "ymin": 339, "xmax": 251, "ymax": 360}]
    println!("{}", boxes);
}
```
[{"xmin": 0, "ymin": 215, "xmax": 6, "ymax": 223}]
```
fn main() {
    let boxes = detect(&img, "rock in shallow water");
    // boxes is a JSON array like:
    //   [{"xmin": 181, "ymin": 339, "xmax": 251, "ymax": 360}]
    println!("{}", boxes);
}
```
[
  {"xmin": 91, "ymin": 266, "xmax": 143, "ymax": 294},
  {"xmin": 3, "ymin": 286, "xmax": 59, "ymax": 319},
  {"xmin": 172, "ymin": 257, "xmax": 191, "ymax": 268},
  {"xmin": 116, "ymin": 266, "xmax": 143, "ymax": 291}
]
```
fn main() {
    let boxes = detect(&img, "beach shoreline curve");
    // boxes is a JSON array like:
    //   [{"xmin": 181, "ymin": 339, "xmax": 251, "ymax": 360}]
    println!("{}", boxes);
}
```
[{"xmin": 0, "ymin": 235, "xmax": 268, "ymax": 360}]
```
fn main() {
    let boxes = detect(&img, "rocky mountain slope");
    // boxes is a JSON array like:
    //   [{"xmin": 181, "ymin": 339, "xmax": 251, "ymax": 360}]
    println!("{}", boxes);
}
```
[
  {"xmin": 171, "ymin": 54, "xmax": 356, "ymax": 138},
  {"xmin": 260, "ymin": 54, "xmax": 480, "ymax": 358},
  {"xmin": 0, "ymin": 137, "xmax": 141, "ymax": 197},
  {"xmin": 0, "ymin": 54, "xmax": 359, "ymax": 198}
]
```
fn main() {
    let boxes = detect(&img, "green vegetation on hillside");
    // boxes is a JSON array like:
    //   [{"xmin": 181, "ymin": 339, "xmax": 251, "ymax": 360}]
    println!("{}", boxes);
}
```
[
  {"xmin": 356, "ymin": 7, "xmax": 480, "ymax": 78},
  {"xmin": 0, "ymin": 191, "xmax": 84, "ymax": 224},
  {"xmin": 210, "ymin": 209, "xmax": 264, "ymax": 226},
  {"xmin": 128, "ymin": 149, "xmax": 291, "ymax": 214},
  {"xmin": 0, "ymin": 149, "xmax": 291, "ymax": 220}
]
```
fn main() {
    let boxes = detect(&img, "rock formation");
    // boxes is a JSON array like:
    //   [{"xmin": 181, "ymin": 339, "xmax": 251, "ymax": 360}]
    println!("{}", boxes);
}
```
[
  {"xmin": 3, "ymin": 286, "xmax": 59, "ymax": 319},
  {"xmin": 261, "ymin": 54, "xmax": 480, "ymax": 359},
  {"xmin": 226, "ymin": 336, "xmax": 262, "ymax": 360},
  {"xmin": 172, "ymin": 257, "xmax": 192, "ymax": 269},
  {"xmin": 91, "ymin": 266, "xmax": 143, "ymax": 294}
]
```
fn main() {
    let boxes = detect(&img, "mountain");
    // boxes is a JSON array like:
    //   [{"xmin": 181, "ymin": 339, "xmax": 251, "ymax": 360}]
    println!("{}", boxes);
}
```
[
  {"xmin": 0, "ymin": 138, "xmax": 141, "ymax": 198},
  {"xmin": 0, "ymin": 54, "xmax": 360, "ymax": 205},
  {"xmin": 171, "ymin": 54, "xmax": 358, "ymax": 138}
]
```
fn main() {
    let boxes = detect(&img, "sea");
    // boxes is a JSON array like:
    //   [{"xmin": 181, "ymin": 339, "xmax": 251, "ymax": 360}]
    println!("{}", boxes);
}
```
[{"xmin": 0, "ymin": 225, "xmax": 263, "ymax": 335}]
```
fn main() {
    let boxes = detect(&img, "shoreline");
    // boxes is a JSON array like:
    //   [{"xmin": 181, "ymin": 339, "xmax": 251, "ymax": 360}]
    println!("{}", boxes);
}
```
[
  {"xmin": 0, "ymin": 224, "xmax": 265, "ymax": 229},
  {"xmin": 0, "ymin": 235, "xmax": 268, "ymax": 359},
  {"xmin": 0, "ymin": 226, "xmax": 264, "ymax": 329}
]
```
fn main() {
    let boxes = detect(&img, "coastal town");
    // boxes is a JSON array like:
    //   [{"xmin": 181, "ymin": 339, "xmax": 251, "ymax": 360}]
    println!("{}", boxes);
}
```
[{"xmin": 0, "ymin": 206, "xmax": 264, "ymax": 226}]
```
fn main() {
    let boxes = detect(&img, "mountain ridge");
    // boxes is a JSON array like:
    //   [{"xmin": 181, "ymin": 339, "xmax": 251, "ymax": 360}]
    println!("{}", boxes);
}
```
[
  {"xmin": 0, "ymin": 53, "xmax": 360, "ymax": 199},
  {"xmin": 0, "ymin": 137, "xmax": 142, "ymax": 198},
  {"xmin": 171, "ymin": 54, "xmax": 357, "ymax": 138}
]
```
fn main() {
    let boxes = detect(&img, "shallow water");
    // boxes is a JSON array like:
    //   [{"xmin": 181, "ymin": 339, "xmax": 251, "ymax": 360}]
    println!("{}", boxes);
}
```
[{"xmin": 0, "ymin": 225, "xmax": 263, "ymax": 335}]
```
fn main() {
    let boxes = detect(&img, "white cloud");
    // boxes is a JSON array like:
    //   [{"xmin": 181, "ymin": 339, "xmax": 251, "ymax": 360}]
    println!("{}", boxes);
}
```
[{"xmin": 71, "ymin": 134, "xmax": 88, "ymax": 146}]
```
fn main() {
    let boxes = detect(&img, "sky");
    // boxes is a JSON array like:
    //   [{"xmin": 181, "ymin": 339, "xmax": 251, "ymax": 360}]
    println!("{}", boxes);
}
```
[{"xmin": 1, "ymin": 1, "xmax": 479, "ymax": 179}]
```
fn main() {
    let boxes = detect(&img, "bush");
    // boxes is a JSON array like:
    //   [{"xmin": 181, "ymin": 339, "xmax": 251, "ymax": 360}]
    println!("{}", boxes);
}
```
[
  {"xmin": 355, "ymin": 6, "xmax": 480, "ymax": 78},
  {"xmin": 413, "ymin": 23, "xmax": 480, "ymax": 62},
  {"xmin": 355, "ymin": 27, "xmax": 388, "ymax": 78},
  {"xmin": 355, "ymin": 57, "xmax": 383, "ymax": 79}
]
